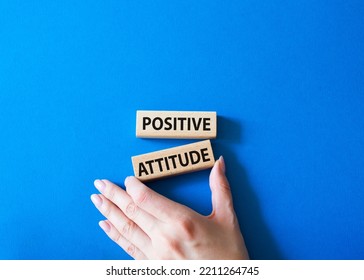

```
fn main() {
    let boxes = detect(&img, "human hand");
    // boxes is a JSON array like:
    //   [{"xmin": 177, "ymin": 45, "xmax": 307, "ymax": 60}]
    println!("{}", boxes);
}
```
[{"xmin": 90, "ymin": 156, "xmax": 249, "ymax": 259}]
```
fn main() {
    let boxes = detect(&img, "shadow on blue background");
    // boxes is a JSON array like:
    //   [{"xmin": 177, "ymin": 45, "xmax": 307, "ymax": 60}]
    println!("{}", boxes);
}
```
[{"xmin": 215, "ymin": 117, "xmax": 282, "ymax": 259}]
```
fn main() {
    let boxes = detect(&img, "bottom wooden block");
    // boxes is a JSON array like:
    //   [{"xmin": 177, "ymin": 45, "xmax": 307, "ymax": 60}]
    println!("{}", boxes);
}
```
[{"xmin": 131, "ymin": 140, "xmax": 215, "ymax": 181}]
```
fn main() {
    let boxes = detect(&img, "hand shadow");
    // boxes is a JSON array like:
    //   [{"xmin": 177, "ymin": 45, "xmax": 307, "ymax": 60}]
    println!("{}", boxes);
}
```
[{"xmin": 213, "ymin": 116, "xmax": 283, "ymax": 259}]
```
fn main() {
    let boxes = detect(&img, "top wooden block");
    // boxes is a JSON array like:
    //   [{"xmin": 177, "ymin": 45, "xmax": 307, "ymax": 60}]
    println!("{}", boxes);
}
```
[{"xmin": 136, "ymin": 110, "xmax": 217, "ymax": 139}]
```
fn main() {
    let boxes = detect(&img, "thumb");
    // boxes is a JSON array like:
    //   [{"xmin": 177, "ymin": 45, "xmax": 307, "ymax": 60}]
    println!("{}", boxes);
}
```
[{"xmin": 209, "ymin": 156, "xmax": 235, "ymax": 222}]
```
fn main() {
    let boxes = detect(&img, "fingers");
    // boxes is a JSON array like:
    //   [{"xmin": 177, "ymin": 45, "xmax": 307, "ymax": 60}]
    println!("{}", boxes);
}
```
[
  {"xmin": 93, "ymin": 179, "xmax": 159, "ymax": 235},
  {"xmin": 209, "ymin": 156, "xmax": 235, "ymax": 222},
  {"xmin": 91, "ymin": 194, "xmax": 151, "ymax": 254},
  {"xmin": 124, "ymin": 176, "xmax": 191, "ymax": 222},
  {"xmin": 99, "ymin": 220, "xmax": 147, "ymax": 260}
]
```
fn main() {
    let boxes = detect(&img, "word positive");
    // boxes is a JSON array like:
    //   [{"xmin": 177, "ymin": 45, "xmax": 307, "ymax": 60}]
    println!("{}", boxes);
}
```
[
  {"xmin": 132, "ymin": 140, "xmax": 215, "ymax": 181},
  {"xmin": 136, "ymin": 110, "xmax": 217, "ymax": 139}
]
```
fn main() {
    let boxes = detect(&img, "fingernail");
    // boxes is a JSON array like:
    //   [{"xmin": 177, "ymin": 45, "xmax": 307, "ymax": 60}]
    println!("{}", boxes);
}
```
[
  {"xmin": 99, "ymin": 220, "xmax": 111, "ymax": 233},
  {"xmin": 124, "ymin": 176, "xmax": 130, "ymax": 185},
  {"xmin": 94, "ymin": 179, "xmax": 106, "ymax": 192},
  {"xmin": 219, "ymin": 156, "xmax": 226, "ymax": 173},
  {"xmin": 91, "ymin": 194, "xmax": 102, "ymax": 207},
  {"xmin": 124, "ymin": 176, "xmax": 133, "ymax": 186}
]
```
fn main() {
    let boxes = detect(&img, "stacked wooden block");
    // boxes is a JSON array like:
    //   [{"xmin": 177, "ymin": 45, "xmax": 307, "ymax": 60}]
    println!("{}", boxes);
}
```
[{"xmin": 132, "ymin": 111, "xmax": 217, "ymax": 181}]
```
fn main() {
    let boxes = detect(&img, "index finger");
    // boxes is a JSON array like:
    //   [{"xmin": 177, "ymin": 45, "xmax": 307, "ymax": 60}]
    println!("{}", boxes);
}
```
[
  {"xmin": 94, "ymin": 179, "xmax": 160, "ymax": 236},
  {"xmin": 124, "ymin": 176, "xmax": 192, "ymax": 222}
]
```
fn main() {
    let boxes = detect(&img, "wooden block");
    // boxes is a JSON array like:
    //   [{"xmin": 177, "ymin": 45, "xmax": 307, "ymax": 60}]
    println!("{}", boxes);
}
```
[
  {"xmin": 131, "ymin": 140, "xmax": 215, "ymax": 181},
  {"xmin": 136, "ymin": 110, "xmax": 217, "ymax": 139}
]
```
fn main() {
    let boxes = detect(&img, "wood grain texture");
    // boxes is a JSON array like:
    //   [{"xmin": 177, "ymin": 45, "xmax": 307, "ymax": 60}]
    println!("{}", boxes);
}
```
[
  {"xmin": 136, "ymin": 110, "xmax": 217, "ymax": 139},
  {"xmin": 132, "ymin": 140, "xmax": 215, "ymax": 181}
]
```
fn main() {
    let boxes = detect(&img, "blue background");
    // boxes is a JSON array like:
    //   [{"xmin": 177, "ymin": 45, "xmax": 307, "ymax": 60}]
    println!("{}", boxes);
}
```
[{"xmin": 1, "ymin": 1, "xmax": 363, "ymax": 260}]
